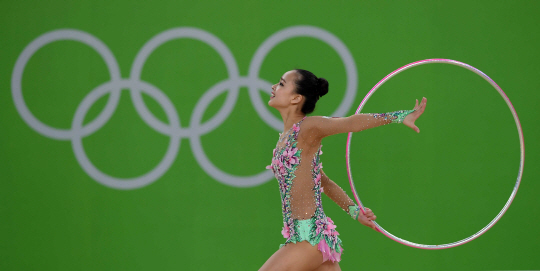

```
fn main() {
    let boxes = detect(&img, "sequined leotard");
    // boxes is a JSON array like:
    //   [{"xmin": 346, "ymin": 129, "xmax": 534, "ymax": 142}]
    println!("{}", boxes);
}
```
[
  {"xmin": 266, "ymin": 117, "xmax": 343, "ymax": 262},
  {"xmin": 266, "ymin": 110, "xmax": 415, "ymax": 263}
]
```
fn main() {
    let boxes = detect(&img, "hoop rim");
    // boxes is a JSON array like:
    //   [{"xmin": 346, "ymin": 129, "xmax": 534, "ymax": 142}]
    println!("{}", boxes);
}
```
[{"xmin": 345, "ymin": 58, "xmax": 525, "ymax": 249}]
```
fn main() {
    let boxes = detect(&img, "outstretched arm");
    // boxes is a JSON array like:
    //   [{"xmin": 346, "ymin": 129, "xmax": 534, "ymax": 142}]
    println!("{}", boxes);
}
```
[
  {"xmin": 320, "ymin": 169, "xmax": 378, "ymax": 231},
  {"xmin": 306, "ymin": 97, "xmax": 427, "ymax": 139}
]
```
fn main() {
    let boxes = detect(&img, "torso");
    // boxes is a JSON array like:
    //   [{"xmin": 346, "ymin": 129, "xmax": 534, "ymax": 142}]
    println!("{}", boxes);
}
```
[{"xmin": 267, "ymin": 117, "xmax": 342, "ymax": 257}]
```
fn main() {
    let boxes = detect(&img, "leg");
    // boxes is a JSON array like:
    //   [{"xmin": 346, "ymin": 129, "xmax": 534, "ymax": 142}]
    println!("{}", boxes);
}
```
[
  {"xmin": 259, "ymin": 241, "xmax": 323, "ymax": 271},
  {"xmin": 313, "ymin": 260, "xmax": 341, "ymax": 271}
]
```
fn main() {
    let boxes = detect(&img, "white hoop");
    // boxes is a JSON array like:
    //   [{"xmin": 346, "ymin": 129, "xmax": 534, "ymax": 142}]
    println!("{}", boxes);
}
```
[{"xmin": 346, "ymin": 59, "xmax": 525, "ymax": 249}]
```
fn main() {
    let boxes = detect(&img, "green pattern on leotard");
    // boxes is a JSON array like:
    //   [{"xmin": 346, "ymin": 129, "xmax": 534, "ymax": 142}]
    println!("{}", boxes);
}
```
[{"xmin": 266, "ymin": 117, "xmax": 343, "ymax": 263}]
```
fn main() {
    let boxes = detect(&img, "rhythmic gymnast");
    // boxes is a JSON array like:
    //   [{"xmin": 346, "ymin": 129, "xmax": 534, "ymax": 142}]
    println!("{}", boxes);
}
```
[{"xmin": 260, "ymin": 69, "xmax": 427, "ymax": 271}]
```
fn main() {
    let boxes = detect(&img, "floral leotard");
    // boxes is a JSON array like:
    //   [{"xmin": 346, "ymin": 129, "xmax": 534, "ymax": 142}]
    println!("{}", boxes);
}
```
[
  {"xmin": 265, "ymin": 110, "xmax": 416, "ymax": 263},
  {"xmin": 266, "ymin": 117, "xmax": 343, "ymax": 263}
]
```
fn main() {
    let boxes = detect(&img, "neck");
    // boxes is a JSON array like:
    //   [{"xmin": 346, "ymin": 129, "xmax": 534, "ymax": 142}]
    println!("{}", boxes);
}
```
[{"xmin": 278, "ymin": 107, "xmax": 305, "ymax": 132}]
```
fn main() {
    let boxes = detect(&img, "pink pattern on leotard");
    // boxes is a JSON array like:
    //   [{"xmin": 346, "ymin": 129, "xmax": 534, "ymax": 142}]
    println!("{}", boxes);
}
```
[{"xmin": 266, "ymin": 117, "xmax": 343, "ymax": 263}]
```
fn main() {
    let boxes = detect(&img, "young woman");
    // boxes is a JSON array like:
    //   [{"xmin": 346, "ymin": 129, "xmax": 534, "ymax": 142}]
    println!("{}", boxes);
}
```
[{"xmin": 260, "ymin": 69, "xmax": 427, "ymax": 271}]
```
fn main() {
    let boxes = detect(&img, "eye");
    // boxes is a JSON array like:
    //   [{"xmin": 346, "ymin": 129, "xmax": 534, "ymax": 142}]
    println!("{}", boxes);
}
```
[{"xmin": 279, "ymin": 82, "xmax": 284, "ymax": 86}]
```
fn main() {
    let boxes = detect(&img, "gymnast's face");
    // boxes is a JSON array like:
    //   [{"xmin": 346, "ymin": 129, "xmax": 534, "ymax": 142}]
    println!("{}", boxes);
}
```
[{"xmin": 268, "ymin": 70, "xmax": 303, "ymax": 109}]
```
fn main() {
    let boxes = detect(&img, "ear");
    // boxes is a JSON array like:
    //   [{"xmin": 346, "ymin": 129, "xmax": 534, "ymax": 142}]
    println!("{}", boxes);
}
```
[{"xmin": 290, "ymin": 94, "xmax": 304, "ymax": 105}]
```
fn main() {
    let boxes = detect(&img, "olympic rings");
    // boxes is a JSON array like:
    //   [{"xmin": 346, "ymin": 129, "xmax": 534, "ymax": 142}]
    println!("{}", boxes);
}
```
[
  {"xmin": 346, "ymin": 59, "xmax": 525, "ymax": 249},
  {"xmin": 12, "ymin": 26, "xmax": 357, "ymax": 189}
]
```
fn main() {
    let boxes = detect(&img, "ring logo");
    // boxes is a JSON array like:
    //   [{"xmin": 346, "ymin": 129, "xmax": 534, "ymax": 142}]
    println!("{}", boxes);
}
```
[{"xmin": 11, "ymin": 26, "xmax": 358, "ymax": 190}]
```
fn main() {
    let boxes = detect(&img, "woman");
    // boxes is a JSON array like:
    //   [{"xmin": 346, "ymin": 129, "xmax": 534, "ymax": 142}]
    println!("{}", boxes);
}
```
[{"xmin": 260, "ymin": 69, "xmax": 427, "ymax": 271}]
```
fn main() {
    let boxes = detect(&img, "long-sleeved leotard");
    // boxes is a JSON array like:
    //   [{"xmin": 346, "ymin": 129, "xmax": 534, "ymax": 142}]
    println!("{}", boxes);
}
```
[{"xmin": 266, "ymin": 110, "xmax": 413, "ymax": 263}]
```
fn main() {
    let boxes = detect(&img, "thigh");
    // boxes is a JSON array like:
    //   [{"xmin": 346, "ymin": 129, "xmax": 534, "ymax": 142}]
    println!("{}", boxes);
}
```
[
  {"xmin": 259, "ymin": 241, "xmax": 323, "ymax": 271},
  {"xmin": 313, "ymin": 260, "xmax": 341, "ymax": 271}
]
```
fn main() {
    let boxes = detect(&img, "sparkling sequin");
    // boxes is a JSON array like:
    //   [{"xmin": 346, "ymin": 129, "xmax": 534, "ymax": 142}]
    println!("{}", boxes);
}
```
[
  {"xmin": 368, "ymin": 109, "xmax": 415, "ymax": 124},
  {"xmin": 348, "ymin": 205, "xmax": 360, "ymax": 220}
]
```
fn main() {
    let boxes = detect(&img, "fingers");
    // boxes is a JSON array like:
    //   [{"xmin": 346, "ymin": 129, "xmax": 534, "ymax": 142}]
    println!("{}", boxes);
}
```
[
  {"xmin": 370, "ymin": 221, "xmax": 378, "ymax": 231},
  {"xmin": 361, "ymin": 208, "xmax": 377, "ymax": 231},
  {"xmin": 410, "ymin": 97, "xmax": 425, "ymax": 134},
  {"xmin": 419, "ymin": 97, "xmax": 427, "ymax": 113},
  {"xmin": 360, "ymin": 215, "xmax": 379, "ymax": 231},
  {"xmin": 414, "ymin": 97, "xmax": 427, "ymax": 113},
  {"xmin": 364, "ymin": 208, "xmax": 373, "ymax": 217},
  {"xmin": 365, "ymin": 207, "xmax": 377, "ymax": 220}
]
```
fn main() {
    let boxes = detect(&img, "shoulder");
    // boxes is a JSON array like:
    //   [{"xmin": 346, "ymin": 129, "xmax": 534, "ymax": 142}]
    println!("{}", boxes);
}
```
[
  {"xmin": 298, "ymin": 116, "xmax": 331, "ymax": 141},
  {"xmin": 301, "ymin": 116, "xmax": 326, "ymax": 130},
  {"xmin": 302, "ymin": 115, "xmax": 342, "ymax": 129}
]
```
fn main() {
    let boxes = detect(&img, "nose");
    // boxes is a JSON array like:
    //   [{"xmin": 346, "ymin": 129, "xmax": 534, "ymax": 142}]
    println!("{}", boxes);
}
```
[{"xmin": 272, "ymin": 84, "xmax": 277, "ymax": 91}]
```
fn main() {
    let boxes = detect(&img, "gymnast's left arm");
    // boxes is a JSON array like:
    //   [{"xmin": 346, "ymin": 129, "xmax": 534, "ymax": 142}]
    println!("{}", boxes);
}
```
[{"xmin": 320, "ymin": 169, "xmax": 378, "ymax": 231}]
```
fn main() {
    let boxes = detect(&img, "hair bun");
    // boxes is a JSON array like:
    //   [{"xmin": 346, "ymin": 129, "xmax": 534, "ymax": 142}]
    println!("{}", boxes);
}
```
[
  {"xmin": 317, "ymin": 77, "xmax": 329, "ymax": 97},
  {"xmin": 293, "ymin": 69, "xmax": 329, "ymax": 114}
]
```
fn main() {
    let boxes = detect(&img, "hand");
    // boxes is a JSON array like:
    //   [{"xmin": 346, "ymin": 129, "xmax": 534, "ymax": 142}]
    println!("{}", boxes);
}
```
[
  {"xmin": 403, "ymin": 97, "xmax": 427, "ymax": 133},
  {"xmin": 358, "ymin": 207, "xmax": 379, "ymax": 232}
]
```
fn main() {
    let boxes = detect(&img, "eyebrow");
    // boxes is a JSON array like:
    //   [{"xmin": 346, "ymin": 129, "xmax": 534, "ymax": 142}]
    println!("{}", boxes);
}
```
[{"xmin": 281, "ymin": 77, "xmax": 286, "ymax": 83}]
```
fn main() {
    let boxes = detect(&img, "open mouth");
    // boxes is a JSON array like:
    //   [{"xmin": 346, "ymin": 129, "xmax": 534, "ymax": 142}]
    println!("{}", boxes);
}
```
[{"xmin": 271, "ymin": 92, "xmax": 275, "ymax": 98}]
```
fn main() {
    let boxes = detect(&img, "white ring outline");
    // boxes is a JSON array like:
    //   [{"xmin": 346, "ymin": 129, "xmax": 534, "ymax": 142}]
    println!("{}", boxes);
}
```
[
  {"xmin": 12, "ymin": 26, "xmax": 358, "ymax": 189},
  {"xmin": 12, "ymin": 29, "xmax": 121, "ymax": 140},
  {"xmin": 189, "ymin": 77, "xmax": 275, "ymax": 187},
  {"xmin": 129, "ymin": 27, "xmax": 240, "ymax": 137},
  {"xmin": 71, "ymin": 79, "xmax": 181, "ymax": 189},
  {"xmin": 247, "ymin": 26, "xmax": 358, "ymax": 131}
]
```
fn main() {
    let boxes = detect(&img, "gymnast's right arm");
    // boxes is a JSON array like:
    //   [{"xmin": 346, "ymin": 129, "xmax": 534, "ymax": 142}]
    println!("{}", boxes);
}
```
[{"xmin": 320, "ymin": 169, "xmax": 378, "ymax": 231}]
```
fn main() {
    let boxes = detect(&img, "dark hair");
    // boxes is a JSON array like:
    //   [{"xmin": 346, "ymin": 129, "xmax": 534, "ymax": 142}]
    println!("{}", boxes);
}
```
[{"xmin": 293, "ymin": 69, "xmax": 329, "ymax": 114}]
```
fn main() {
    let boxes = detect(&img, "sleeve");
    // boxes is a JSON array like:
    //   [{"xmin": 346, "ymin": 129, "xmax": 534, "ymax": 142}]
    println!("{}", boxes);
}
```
[{"xmin": 308, "ymin": 110, "xmax": 415, "ymax": 139}]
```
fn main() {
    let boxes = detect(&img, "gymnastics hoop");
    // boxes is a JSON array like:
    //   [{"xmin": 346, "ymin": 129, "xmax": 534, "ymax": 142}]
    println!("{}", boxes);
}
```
[{"xmin": 345, "ymin": 58, "xmax": 525, "ymax": 249}]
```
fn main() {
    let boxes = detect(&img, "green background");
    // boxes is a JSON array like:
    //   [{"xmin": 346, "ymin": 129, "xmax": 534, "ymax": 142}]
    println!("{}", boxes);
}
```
[{"xmin": 1, "ymin": 1, "xmax": 539, "ymax": 270}]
